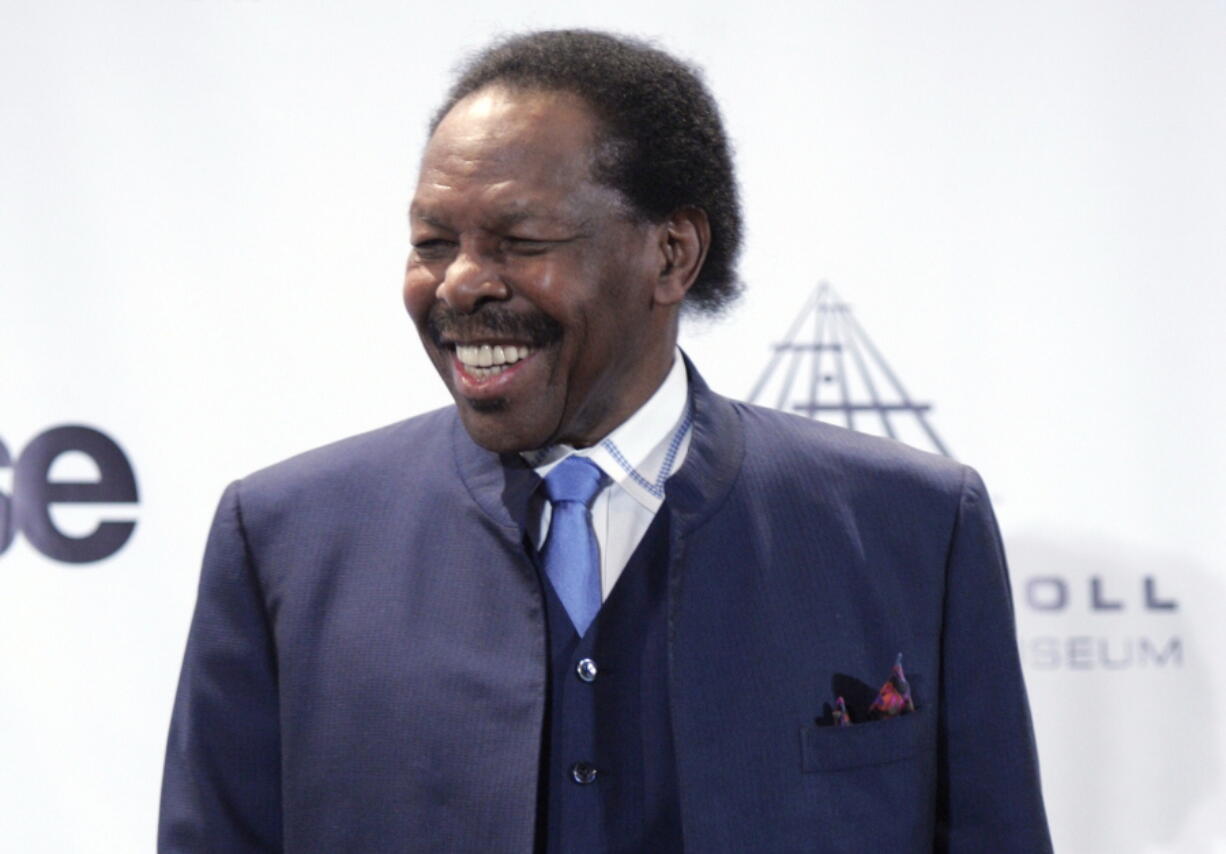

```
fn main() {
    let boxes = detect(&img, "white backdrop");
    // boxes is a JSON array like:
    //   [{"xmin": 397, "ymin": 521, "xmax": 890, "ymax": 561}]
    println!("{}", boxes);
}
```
[{"xmin": 3, "ymin": 1, "xmax": 1224, "ymax": 851}]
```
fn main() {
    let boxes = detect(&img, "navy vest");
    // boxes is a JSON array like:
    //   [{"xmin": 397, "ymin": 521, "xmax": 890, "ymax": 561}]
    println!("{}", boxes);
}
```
[{"xmin": 533, "ymin": 506, "xmax": 682, "ymax": 853}]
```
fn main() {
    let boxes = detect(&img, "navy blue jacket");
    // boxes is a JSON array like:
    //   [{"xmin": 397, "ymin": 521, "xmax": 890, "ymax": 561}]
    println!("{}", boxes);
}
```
[{"xmin": 159, "ymin": 364, "xmax": 1052, "ymax": 852}]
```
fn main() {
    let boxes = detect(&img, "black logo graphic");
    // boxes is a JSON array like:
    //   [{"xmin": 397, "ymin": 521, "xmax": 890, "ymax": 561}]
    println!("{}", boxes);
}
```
[
  {"xmin": 0, "ymin": 425, "xmax": 139, "ymax": 564},
  {"xmin": 748, "ymin": 282, "xmax": 950, "ymax": 456}
]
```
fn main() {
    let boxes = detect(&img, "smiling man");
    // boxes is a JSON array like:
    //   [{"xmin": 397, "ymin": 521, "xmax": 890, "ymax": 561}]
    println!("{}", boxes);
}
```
[
  {"xmin": 404, "ymin": 84, "xmax": 703, "ymax": 453},
  {"xmin": 160, "ymin": 30, "xmax": 1052, "ymax": 854}
]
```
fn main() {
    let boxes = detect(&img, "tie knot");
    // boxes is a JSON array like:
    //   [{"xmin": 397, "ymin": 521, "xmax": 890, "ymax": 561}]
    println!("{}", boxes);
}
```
[{"xmin": 542, "ymin": 456, "xmax": 604, "ymax": 507}]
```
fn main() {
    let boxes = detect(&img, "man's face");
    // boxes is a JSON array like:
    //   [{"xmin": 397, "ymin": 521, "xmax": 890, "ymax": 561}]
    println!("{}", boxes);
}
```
[{"xmin": 404, "ymin": 86, "xmax": 677, "ymax": 453}]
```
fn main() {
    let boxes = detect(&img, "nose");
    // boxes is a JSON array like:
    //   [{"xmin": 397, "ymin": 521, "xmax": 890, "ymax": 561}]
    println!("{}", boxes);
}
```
[{"xmin": 435, "ymin": 246, "xmax": 509, "ymax": 313}]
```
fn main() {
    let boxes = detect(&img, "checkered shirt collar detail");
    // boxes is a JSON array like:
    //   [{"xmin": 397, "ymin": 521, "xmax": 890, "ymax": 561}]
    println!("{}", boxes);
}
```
[{"xmin": 523, "ymin": 352, "xmax": 691, "ymax": 512}]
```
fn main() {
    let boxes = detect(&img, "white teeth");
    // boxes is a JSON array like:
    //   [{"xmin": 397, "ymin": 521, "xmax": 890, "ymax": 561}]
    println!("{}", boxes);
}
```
[
  {"xmin": 469, "ymin": 364, "xmax": 507, "ymax": 379},
  {"xmin": 455, "ymin": 343, "xmax": 535, "ymax": 368}
]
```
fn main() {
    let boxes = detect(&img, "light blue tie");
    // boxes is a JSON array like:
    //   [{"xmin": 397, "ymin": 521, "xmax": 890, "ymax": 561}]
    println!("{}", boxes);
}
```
[{"xmin": 541, "ymin": 456, "xmax": 604, "ymax": 637}]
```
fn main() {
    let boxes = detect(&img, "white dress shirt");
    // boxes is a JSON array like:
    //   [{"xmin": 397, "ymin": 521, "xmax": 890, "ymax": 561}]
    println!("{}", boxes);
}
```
[{"xmin": 523, "ymin": 351, "xmax": 692, "ymax": 601}]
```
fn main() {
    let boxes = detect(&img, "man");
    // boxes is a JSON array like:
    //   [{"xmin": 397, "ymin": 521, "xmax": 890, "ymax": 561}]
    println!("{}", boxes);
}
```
[{"xmin": 160, "ymin": 30, "xmax": 1052, "ymax": 853}]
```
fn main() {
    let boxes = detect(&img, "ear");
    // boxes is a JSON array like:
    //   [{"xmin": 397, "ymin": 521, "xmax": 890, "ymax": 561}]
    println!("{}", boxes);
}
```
[{"xmin": 653, "ymin": 207, "xmax": 710, "ymax": 307}]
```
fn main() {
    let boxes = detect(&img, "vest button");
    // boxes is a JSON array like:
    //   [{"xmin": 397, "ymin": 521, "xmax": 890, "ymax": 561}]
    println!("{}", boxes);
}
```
[
  {"xmin": 575, "ymin": 658, "xmax": 598, "ymax": 683},
  {"xmin": 570, "ymin": 761, "xmax": 598, "ymax": 785}
]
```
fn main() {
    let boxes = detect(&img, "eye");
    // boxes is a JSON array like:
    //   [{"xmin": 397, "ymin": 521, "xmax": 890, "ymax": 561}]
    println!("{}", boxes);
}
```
[
  {"xmin": 502, "ymin": 236, "xmax": 554, "ymax": 256},
  {"xmin": 411, "ymin": 238, "xmax": 456, "ymax": 261}
]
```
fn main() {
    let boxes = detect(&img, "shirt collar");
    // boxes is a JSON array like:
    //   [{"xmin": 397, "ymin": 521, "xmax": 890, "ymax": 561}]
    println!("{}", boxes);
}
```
[{"xmin": 522, "ymin": 349, "xmax": 692, "ymax": 512}]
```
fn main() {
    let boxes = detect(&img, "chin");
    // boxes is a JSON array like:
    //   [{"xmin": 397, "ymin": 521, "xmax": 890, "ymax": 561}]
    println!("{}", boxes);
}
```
[{"xmin": 456, "ymin": 403, "xmax": 548, "ymax": 454}]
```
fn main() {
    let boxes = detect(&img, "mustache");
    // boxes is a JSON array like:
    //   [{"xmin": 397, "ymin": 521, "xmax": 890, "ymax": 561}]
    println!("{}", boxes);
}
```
[{"xmin": 426, "ymin": 302, "xmax": 563, "ymax": 348}]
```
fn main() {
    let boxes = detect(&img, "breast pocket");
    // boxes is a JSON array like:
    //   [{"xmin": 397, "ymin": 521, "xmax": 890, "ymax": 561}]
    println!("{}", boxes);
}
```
[{"xmin": 799, "ymin": 706, "xmax": 934, "ymax": 773}]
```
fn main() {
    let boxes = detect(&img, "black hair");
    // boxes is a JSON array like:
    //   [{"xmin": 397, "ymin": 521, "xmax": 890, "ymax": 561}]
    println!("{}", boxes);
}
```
[{"xmin": 431, "ymin": 29, "xmax": 743, "ymax": 315}]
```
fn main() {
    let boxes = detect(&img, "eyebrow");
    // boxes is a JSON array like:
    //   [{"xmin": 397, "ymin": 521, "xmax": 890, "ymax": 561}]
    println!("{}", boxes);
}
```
[{"xmin": 409, "ymin": 209, "xmax": 452, "ymax": 230}]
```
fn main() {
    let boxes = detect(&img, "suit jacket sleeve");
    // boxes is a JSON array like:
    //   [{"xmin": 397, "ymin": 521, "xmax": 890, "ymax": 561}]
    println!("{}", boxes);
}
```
[
  {"xmin": 937, "ymin": 467, "xmax": 1052, "ymax": 852},
  {"xmin": 159, "ymin": 480, "xmax": 283, "ymax": 853}
]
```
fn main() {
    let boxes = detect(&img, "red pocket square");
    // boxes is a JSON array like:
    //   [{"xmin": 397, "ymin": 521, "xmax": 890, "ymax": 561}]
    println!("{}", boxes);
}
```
[
  {"xmin": 824, "ymin": 653, "xmax": 916, "ymax": 726},
  {"xmin": 867, "ymin": 652, "xmax": 916, "ymax": 720},
  {"xmin": 832, "ymin": 695, "xmax": 852, "ymax": 727}
]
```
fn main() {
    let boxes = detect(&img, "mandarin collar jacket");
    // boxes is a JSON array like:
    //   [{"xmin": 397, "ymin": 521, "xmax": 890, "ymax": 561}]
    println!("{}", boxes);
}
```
[{"xmin": 160, "ymin": 360, "xmax": 1051, "ymax": 853}]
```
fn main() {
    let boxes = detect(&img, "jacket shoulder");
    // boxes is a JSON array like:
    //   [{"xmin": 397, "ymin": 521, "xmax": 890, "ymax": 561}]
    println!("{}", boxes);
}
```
[
  {"xmin": 730, "ymin": 400, "xmax": 970, "ymax": 500},
  {"xmin": 237, "ymin": 406, "xmax": 456, "ymax": 506}
]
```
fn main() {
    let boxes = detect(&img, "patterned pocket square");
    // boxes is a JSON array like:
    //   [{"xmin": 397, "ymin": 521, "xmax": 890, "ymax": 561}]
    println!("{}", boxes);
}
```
[{"xmin": 829, "ymin": 653, "xmax": 916, "ymax": 727}]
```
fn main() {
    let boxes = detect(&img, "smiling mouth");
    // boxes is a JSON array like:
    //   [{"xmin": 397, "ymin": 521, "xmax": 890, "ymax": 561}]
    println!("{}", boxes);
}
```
[{"xmin": 451, "ymin": 342, "xmax": 538, "ymax": 380}]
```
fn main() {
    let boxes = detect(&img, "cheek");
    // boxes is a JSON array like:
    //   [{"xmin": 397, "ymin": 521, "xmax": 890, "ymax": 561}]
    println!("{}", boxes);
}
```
[
  {"xmin": 517, "ymin": 263, "xmax": 566, "ymax": 309},
  {"xmin": 402, "ymin": 264, "xmax": 438, "ymax": 327},
  {"xmin": 530, "ymin": 252, "xmax": 620, "ymax": 319}
]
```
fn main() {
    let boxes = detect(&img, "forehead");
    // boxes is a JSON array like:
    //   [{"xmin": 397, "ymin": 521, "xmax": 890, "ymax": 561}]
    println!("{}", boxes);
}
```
[{"xmin": 412, "ymin": 87, "xmax": 613, "ymax": 224}]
